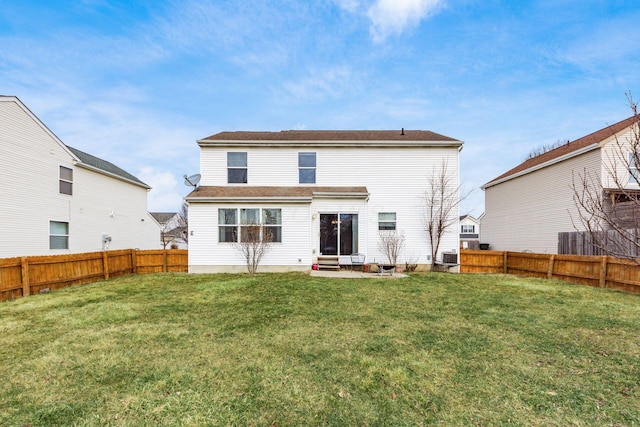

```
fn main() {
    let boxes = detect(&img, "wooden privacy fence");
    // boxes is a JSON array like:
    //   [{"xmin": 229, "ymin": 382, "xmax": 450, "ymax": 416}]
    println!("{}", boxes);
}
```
[
  {"xmin": 558, "ymin": 229, "xmax": 640, "ymax": 257},
  {"xmin": 461, "ymin": 250, "xmax": 639, "ymax": 293},
  {"xmin": 0, "ymin": 249, "xmax": 188, "ymax": 302}
]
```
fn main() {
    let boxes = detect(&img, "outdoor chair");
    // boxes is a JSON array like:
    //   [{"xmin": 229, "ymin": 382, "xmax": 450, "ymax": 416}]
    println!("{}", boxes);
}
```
[{"xmin": 350, "ymin": 253, "xmax": 366, "ymax": 271}]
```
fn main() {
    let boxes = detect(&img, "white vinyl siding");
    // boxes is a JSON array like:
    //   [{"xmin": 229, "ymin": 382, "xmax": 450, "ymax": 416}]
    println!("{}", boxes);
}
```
[
  {"xmin": 192, "ymin": 144, "xmax": 460, "ymax": 269},
  {"xmin": 482, "ymin": 149, "xmax": 600, "ymax": 253},
  {"xmin": 0, "ymin": 97, "xmax": 160, "ymax": 257},
  {"xmin": 189, "ymin": 202, "xmax": 311, "ymax": 272}
]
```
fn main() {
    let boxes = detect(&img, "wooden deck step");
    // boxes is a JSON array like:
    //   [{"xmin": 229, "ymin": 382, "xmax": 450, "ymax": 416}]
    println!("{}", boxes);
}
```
[{"xmin": 317, "ymin": 256, "xmax": 341, "ymax": 270}]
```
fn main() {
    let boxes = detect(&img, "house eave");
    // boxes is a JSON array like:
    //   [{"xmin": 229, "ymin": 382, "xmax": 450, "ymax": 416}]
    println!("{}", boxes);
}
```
[
  {"xmin": 197, "ymin": 139, "xmax": 463, "ymax": 149},
  {"xmin": 482, "ymin": 143, "xmax": 600, "ymax": 190},
  {"xmin": 312, "ymin": 192, "xmax": 370, "ymax": 200},
  {"xmin": 185, "ymin": 196, "xmax": 313, "ymax": 203}
]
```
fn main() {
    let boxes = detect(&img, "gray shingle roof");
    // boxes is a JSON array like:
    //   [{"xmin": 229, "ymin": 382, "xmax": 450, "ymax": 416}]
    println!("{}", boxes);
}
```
[
  {"xmin": 483, "ymin": 115, "xmax": 639, "ymax": 188},
  {"xmin": 67, "ymin": 146, "xmax": 150, "ymax": 188}
]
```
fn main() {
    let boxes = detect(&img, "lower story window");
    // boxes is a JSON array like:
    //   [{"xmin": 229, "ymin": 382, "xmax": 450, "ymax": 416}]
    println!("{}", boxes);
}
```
[
  {"xmin": 378, "ymin": 212, "xmax": 396, "ymax": 230},
  {"xmin": 218, "ymin": 208, "xmax": 282, "ymax": 243},
  {"xmin": 50, "ymin": 221, "xmax": 69, "ymax": 249}
]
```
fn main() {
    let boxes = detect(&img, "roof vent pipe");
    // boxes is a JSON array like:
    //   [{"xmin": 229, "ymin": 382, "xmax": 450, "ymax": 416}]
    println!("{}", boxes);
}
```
[{"xmin": 401, "ymin": 128, "xmax": 405, "ymax": 135}]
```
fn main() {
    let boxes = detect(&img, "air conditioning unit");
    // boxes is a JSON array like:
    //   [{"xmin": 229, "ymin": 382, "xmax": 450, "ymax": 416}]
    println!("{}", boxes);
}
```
[{"xmin": 442, "ymin": 252, "xmax": 458, "ymax": 265}]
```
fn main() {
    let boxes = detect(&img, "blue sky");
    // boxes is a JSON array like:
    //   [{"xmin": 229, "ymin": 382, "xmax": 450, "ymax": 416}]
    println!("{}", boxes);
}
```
[{"xmin": 2, "ymin": 0, "xmax": 639, "ymax": 216}]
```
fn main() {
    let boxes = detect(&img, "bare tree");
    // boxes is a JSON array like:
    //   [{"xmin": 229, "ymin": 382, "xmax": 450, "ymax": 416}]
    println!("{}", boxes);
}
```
[
  {"xmin": 571, "ymin": 93, "xmax": 640, "ymax": 262},
  {"xmin": 378, "ymin": 230, "xmax": 405, "ymax": 265},
  {"xmin": 234, "ymin": 224, "xmax": 273, "ymax": 274},
  {"xmin": 173, "ymin": 201, "xmax": 189, "ymax": 246},
  {"xmin": 424, "ymin": 161, "xmax": 468, "ymax": 265}
]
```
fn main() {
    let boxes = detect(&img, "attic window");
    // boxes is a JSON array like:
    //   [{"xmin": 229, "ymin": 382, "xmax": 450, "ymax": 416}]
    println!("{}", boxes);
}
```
[{"xmin": 59, "ymin": 166, "xmax": 73, "ymax": 195}]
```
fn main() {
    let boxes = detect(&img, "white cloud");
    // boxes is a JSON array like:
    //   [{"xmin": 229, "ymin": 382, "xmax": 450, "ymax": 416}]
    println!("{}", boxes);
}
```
[
  {"xmin": 281, "ymin": 66, "xmax": 359, "ymax": 101},
  {"xmin": 334, "ymin": 0, "xmax": 362, "ymax": 13},
  {"xmin": 137, "ymin": 167, "xmax": 185, "ymax": 212},
  {"xmin": 367, "ymin": 0, "xmax": 445, "ymax": 43}
]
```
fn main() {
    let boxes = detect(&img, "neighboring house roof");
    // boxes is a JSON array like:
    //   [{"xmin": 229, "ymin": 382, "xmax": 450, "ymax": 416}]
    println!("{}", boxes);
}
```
[
  {"xmin": 67, "ymin": 146, "xmax": 150, "ymax": 189},
  {"xmin": 186, "ymin": 186, "xmax": 369, "ymax": 202},
  {"xmin": 460, "ymin": 214, "xmax": 478, "ymax": 222},
  {"xmin": 1, "ymin": 95, "xmax": 149, "ymax": 190},
  {"xmin": 150, "ymin": 212, "xmax": 178, "ymax": 223},
  {"xmin": 483, "ymin": 115, "xmax": 639, "ymax": 189},
  {"xmin": 198, "ymin": 129, "xmax": 462, "ymax": 147}
]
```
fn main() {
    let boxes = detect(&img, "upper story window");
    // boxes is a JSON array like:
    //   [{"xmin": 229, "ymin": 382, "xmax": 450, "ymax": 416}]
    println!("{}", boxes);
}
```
[
  {"xmin": 59, "ymin": 166, "xmax": 73, "ymax": 195},
  {"xmin": 298, "ymin": 152, "xmax": 316, "ymax": 184},
  {"xmin": 50, "ymin": 221, "xmax": 69, "ymax": 249},
  {"xmin": 378, "ymin": 212, "xmax": 396, "ymax": 230},
  {"xmin": 461, "ymin": 224, "xmax": 475, "ymax": 234},
  {"xmin": 630, "ymin": 152, "xmax": 639, "ymax": 184},
  {"xmin": 227, "ymin": 152, "xmax": 247, "ymax": 184}
]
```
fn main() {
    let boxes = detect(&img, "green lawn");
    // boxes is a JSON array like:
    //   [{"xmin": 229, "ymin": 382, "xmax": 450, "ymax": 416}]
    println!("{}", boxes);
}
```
[{"xmin": 1, "ymin": 272, "xmax": 639, "ymax": 426}]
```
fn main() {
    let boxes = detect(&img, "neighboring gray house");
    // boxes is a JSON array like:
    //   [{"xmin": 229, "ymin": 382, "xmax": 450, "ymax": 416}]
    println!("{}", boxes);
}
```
[
  {"xmin": 481, "ymin": 115, "xmax": 639, "ymax": 253},
  {"xmin": 0, "ymin": 95, "xmax": 160, "ymax": 258}
]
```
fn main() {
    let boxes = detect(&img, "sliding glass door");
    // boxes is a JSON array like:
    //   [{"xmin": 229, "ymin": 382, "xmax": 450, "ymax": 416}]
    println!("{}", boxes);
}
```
[{"xmin": 319, "ymin": 213, "xmax": 358, "ymax": 256}]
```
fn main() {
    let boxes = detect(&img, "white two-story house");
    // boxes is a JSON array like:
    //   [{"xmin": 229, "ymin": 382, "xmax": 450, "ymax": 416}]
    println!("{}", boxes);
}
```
[
  {"xmin": 0, "ymin": 96, "xmax": 160, "ymax": 258},
  {"xmin": 186, "ymin": 129, "xmax": 463, "ymax": 273}
]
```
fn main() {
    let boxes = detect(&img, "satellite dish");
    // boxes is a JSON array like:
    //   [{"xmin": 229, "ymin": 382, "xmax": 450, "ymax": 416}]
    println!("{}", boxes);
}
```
[{"xmin": 183, "ymin": 174, "xmax": 201, "ymax": 191}]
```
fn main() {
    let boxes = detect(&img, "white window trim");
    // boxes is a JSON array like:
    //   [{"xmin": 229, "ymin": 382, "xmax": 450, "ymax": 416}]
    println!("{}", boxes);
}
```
[{"xmin": 218, "ymin": 208, "xmax": 282, "ymax": 243}]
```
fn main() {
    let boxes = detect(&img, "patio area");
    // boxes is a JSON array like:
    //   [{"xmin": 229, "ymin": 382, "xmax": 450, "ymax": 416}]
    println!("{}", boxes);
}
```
[{"xmin": 310, "ymin": 269, "xmax": 407, "ymax": 279}]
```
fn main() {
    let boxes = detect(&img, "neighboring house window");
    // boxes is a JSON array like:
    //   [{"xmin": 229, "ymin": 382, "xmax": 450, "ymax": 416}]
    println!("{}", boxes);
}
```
[
  {"xmin": 461, "ymin": 225, "xmax": 475, "ymax": 234},
  {"xmin": 50, "ymin": 221, "xmax": 69, "ymax": 249},
  {"xmin": 298, "ymin": 152, "xmax": 316, "ymax": 184},
  {"xmin": 227, "ymin": 152, "xmax": 247, "ymax": 184},
  {"xmin": 378, "ymin": 212, "xmax": 396, "ymax": 230},
  {"xmin": 59, "ymin": 166, "xmax": 73, "ymax": 195},
  {"xmin": 218, "ymin": 208, "xmax": 282, "ymax": 243},
  {"xmin": 630, "ymin": 152, "xmax": 640, "ymax": 184},
  {"xmin": 218, "ymin": 208, "xmax": 238, "ymax": 242}
]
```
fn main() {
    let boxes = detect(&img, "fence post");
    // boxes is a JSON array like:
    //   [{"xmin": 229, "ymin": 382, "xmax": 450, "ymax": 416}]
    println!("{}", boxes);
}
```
[
  {"xmin": 547, "ymin": 254, "xmax": 555, "ymax": 279},
  {"xmin": 103, "ymin": 251, "xmax": 110, "ymax": 280},
  {"xmin": 131, "ymin": 249, "xmax": 137, "ymax": 274},
  {"xmin": 164, "ymin": 250, "xmax": 168, "ymax": 273},
  {"xmin": 503, "ymin": 252, "xmax": 508, "ymax": 274},
  {"xmin": 599, "ymin": 256, "xmax": 608, "ymax": 288},
  {"xmin": 20, "ymin": 257, "xmax": 30, "ymax": 297}
]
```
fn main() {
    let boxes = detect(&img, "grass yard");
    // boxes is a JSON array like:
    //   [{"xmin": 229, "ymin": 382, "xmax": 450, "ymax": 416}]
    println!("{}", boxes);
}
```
[{"xmin": 1, "ymin": 272, "xmax": 639, "ymax": 426}]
